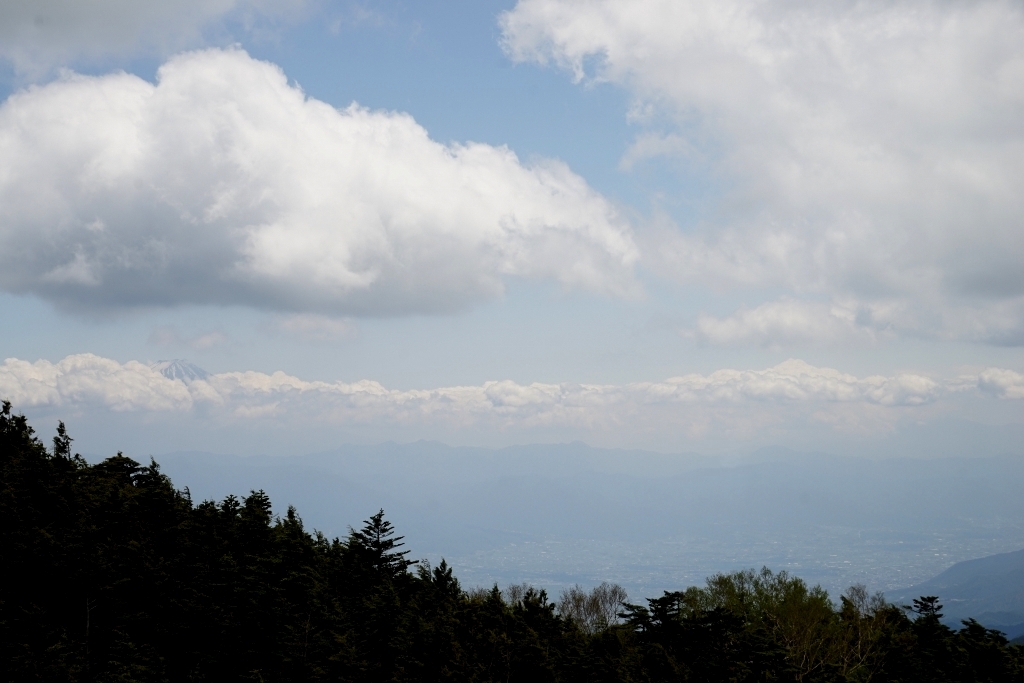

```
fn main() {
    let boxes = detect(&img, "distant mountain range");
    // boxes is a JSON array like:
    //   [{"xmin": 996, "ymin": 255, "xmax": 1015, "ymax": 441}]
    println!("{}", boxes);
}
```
[{"xmin": 889, "ymin": 548, "xmax": 1024, "ymax": 639}]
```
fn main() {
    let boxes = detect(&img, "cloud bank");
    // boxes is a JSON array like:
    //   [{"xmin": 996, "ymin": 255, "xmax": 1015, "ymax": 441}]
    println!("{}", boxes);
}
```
[
  {"xmin": 3, "ymin": 354, "xmax": 1020, "ymax": 444},
  {"xmin": 0, "ymin": 48, "xmax": 638, "ymax": 315},
  {"xmin": 502, "ymin": 0, "xmax": 1024, "ymax": 345}
]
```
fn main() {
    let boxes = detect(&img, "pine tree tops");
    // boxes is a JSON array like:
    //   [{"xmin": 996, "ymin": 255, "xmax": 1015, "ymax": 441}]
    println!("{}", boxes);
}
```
[{"xmin": 349, "ymin": 508, "xmax": 415, "ymax": 579}]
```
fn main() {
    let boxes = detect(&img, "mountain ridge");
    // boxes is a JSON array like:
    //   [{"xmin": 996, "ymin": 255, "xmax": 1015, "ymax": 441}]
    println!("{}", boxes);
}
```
[{"xmin": 889, "ymin": 548, "xmax": 1024, "ymax": 638}]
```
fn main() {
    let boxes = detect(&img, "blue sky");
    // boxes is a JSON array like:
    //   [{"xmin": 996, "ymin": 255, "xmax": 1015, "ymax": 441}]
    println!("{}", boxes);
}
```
[{"xmin": 1, "ymin": 0, "xmax": 1023, "ymax": 456}]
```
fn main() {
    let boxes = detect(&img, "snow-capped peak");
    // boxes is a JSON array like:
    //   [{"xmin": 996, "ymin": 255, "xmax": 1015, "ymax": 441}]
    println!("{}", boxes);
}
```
[{"xmin": 151, "ymin": 359, "xmax": 209, "ymax": 383}]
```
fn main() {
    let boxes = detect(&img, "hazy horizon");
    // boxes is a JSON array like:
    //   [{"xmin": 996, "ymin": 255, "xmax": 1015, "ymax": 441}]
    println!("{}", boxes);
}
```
[{"xmin": 72, "ymin": 437, "xmax": 1022, "ymax": 603}]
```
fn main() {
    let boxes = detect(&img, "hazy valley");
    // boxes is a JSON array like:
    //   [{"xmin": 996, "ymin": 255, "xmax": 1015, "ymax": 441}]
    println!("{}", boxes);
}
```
[{"xmin": 149, "ymin": 442, "xmax": 1024, "ymax": 607}]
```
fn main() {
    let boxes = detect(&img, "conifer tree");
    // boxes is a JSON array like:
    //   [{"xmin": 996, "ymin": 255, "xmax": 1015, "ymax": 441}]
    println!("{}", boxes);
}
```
[{"xmin": 349, "ymin": 508, "xmax": 414, "ymax": 579}]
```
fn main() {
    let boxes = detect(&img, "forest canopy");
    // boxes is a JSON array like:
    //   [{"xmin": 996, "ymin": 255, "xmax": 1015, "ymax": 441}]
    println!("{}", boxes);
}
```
[{"xmin": 2, "ymin": 401, "xmax": 1022, "ymax": 682}]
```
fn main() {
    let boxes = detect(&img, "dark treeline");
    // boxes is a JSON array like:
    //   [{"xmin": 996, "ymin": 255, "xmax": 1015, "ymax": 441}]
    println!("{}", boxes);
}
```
[{"xmin": 3, "ymin": 402, "xmax": 1023, "ymax": 682}]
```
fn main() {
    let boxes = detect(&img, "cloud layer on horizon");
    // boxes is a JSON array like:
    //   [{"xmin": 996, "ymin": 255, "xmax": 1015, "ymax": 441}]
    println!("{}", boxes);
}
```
[
  {"xmin": 2, "ymin": 354, "xmax": 1021, "ymax": 446},
  {"xmin": 0, "ymin": 48, "xmax": 638, "ymax": 316},
  {"xmin": 503, "ymin": 0, "xmax": 1024, "ymax": 345}
]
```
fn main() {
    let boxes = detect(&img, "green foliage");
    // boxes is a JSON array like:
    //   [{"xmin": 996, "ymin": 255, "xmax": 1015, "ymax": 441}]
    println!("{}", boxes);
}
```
[{"xmin": 3, "ymin": 402, "xmax": 1024, "ymax": 682}]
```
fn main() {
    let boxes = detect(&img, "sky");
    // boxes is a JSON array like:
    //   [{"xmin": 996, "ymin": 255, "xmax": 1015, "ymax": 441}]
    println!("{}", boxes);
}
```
[{"xmin": 1, "ymin": 0, "xmax": 1023, "ymax": 457}]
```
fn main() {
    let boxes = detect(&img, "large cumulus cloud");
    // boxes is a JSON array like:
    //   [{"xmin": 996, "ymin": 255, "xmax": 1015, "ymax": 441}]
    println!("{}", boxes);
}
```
[
  {"xmin": 0, "ymin": 48, "xmax": 638, "ymax": 315},
  {"xmin": 502, "ymin": 0, "xmax": 1024, "ymax": 345}
]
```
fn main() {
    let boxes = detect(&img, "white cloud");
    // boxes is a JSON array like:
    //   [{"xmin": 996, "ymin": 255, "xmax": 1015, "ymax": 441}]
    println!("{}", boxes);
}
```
[
  {"xmin": 0, "ymin": 355, "xmax": 192, "ymax": 411},
  {"xmin": 619, "ymin": 132, "xmax": 700, "ymax": 171},
  {"xmin": 502, "ymin": 0, "xmax": 1024, "ymax": 345},
  {"xmin": 5, "ymin": 354, "xmax": 1020, "ymax": 444},
  {"xmin": 689, "ymin": 299, "xmax": 874, "ymax": 348},
  {"xmin": 0, "ymin": 0, "xmax": 302, "ymax": 71},
  {"xmin": 0, "ymin": 48, "xmax": 638, "ymax": 316},
  {"xmin": 689, "ymin": 294, "xmax": 1024, "ymax": 347},
  {"xmin": 977, "ymin": 368, "xmax": 1024, "ymax": 399}
]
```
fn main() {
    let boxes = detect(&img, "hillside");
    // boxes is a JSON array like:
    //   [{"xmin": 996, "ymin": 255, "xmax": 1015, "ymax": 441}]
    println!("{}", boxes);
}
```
[{"xmin": 888, "ymin": 548, "xmax": 1024, "ymax": 638}]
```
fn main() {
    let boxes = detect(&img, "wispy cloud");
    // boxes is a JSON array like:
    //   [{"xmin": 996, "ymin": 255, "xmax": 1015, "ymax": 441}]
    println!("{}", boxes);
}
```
[
  {"xmin": 270, "ymin": 314, "xmax": 357, "ymax": 342},
  {"xmin": 687, "ymin": 299, "xmax": 876, "ymax": 348},
  {"xmin": 148, "ymin": 326, "xmax": 229, "ymax": 350},
  {"xmin": 0, "ymin": 0, "xmax": 305, "ymax": 72}
]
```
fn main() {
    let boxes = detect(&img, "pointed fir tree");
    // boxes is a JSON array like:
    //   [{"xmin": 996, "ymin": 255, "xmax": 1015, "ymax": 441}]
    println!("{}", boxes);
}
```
[{"xmin": 350, "ymin": 509, "xmax": 414, "ymax": 579}]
